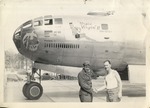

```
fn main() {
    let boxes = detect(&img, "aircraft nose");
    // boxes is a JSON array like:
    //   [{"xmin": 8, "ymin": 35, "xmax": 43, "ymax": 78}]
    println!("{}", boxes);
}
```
[
  {"xmin": 13, "ymin": 20, "xmax": 33, "ymax": 50},
  {"xmin": 13, "ymin": 26, "xmax": 22, "ymax": 49}
]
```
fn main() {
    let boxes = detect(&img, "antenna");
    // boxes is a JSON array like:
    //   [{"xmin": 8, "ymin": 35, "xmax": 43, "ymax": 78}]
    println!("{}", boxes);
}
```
[
  {"xmin": 87, "ymin": 11, "xmax": 115, "ymax": 16},
  {"xmin": 84, "ymin": 0, "xmax": 87, "ymax": 4}
]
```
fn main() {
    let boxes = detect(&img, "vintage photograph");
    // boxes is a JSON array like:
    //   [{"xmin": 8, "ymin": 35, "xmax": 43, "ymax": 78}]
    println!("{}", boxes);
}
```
[{"xmin": 0, "ymin": 0, "xmax": 150, "ymax": 107}]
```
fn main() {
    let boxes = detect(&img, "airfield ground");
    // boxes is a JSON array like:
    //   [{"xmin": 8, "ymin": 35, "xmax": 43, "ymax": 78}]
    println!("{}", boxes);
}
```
[{"xmin": 4, "ymin": 78, "xmax": 146, "ymax": 102}]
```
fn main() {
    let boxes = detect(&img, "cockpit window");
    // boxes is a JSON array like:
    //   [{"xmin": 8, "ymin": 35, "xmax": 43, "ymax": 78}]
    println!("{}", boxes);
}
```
[
  {"xmin": 22, "ymin": 23, "xmax": 32, "ymax": 28},
  {"xmin": 54, "ymin": 18, "xmax": 63, "ymax": 24},
  {"xmin": 33, "ymin": 17, "xmax": 43, "ymax": 27},
  {"xmin": 22, "ymin": 20, "xmax": 32, "ymax": 29},
  {"xmin": 14, "ymin": 28, "xmax": 21, "ymax": 40},
  {"xmin": 44, "ymin": 19, "xmax": 53, "ymax": 25},
  {"xmin": 44, "ymin": 15, "xmax": 53, "ymax": 25},
  {"xmin": 101, "ymin": 24, "xmax": 108, "ymax": 30},
  {"xmin": 34, "ymin": 20, "xmax": 43, "ymax": 26}
]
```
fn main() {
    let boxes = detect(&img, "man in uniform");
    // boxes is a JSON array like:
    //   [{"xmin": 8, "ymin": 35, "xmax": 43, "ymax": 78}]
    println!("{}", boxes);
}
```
[{"xmin": 78, "ymin": 61, "xmax": 93, "ymax": 102}]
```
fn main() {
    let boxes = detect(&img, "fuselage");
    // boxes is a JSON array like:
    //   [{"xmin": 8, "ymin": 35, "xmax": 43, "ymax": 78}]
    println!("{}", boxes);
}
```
[{"xmin": 13, "ymin": 14, "xmax": 146, "ymax": 72}]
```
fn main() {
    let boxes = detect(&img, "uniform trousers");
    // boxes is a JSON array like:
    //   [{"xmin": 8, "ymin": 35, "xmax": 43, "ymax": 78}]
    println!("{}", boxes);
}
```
[
  {"xmin": 106, "ymin": 87, "xmax": 121, "ymax": 102},
  {"xmin": 79, "ymin": 88, "xmax": 93, "ymax": 102}
]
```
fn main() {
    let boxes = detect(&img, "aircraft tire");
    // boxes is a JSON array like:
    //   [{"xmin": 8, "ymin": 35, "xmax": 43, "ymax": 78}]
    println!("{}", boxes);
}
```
[
  {"xmin": 22, "ymin": 82, "xmax": 34, "ymax": 98},
  {"xmin": 22, "ymin": 83, "xmax": 29, "ymax": 98},
  {"xmin": 26, "ymin": 82, "xmax": 43, "ymax": 100}
]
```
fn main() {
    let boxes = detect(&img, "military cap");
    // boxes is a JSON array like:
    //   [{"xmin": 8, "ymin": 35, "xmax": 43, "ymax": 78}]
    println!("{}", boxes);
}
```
[{"xmin": 83, "ymin": 61, "xmax": 90, "ymax": 66}]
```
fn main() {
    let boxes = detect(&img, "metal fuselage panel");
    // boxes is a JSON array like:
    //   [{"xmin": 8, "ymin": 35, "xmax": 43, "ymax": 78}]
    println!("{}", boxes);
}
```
[{"xmin": 13, "ymin": 15, "xmax": 146, "ymax": 72}]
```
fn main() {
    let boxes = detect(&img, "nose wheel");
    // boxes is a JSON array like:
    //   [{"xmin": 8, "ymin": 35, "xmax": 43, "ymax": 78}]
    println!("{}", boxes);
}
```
[
  {"xmin": 22, "ymin": 82, "xmax": 29, "ymax": 98},
  {"xmin": 22, "ymin": 82, "xmax": 43, "ymax": 100},
  {"xmin": 22, "ymin": 68, "xmax": 43, "ymax": 100}
]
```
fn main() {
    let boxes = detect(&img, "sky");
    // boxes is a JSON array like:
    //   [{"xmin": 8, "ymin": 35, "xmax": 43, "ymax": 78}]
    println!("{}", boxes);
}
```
[{"xmin": 0, "ymin": 0, "xmax": 149, "ymax": 53}]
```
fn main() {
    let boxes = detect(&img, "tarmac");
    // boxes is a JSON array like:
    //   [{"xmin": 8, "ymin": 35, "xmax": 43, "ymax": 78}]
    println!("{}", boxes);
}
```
[{"xmin": 4, "ymin": 77, "xmax": 146, "ymax": 102}]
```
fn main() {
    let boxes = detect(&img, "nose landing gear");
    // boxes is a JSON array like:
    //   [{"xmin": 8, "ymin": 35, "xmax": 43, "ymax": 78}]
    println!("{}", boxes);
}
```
[{"xmin": 22, "ymin": 68, "xmax": 43, "ymax": 100}]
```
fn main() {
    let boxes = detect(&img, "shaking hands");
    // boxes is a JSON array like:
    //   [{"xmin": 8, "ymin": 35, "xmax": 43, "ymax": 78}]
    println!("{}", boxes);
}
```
[{"xmin": 93, "ymin": 88, "xmax": 98, "ymax": 93}]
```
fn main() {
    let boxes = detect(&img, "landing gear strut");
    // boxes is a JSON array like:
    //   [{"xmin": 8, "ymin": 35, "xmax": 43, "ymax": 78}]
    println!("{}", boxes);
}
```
[{"xmin": 22, "ymin": 68, "xmax": 43, "ymax": 100}]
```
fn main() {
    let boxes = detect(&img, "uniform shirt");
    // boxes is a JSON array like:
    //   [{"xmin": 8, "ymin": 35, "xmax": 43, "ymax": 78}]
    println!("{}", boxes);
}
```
[
  {"xmin": 105, "ymin": 70, "xmax": 118, "ymax": 89},
  {"xmin": 78, "ymin": 69, "xmax": 92, "ymax": 94}
]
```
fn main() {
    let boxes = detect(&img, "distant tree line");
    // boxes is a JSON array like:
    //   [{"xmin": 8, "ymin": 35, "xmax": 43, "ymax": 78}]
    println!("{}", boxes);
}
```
[
  {"xmin": 5, "ymin": 51, "xmax": 32, "ymax": 70},
  {"xmin": 5, "ymin": 51, "xmax": 77, "ymax": 80}
]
